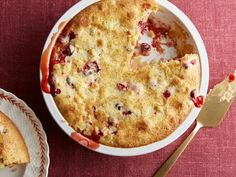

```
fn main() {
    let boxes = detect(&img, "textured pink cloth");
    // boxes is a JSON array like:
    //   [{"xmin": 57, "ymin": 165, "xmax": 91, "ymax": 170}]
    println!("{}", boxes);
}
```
[{"xmin": 0, "ymin": 0, "xmax": 236, "ymax": 176}]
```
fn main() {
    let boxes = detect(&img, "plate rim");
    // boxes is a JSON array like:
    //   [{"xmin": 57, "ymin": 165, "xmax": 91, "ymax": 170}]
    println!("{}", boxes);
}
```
[{"xmin": 0, "ymin": 88, "xmax": 50, "ymax": 177}]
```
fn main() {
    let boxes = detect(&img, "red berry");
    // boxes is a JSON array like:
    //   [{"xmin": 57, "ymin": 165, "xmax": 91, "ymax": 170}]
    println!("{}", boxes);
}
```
[
  {"xmin": 163, "ymin": 90, "xmax": 171, "ymax": 99},
  {"xmin": 190, "ymin": 59, "xmax": 196, "ymax": 65},
  {"xmin": 138, "ymin": 21, "xmax": 149, "ymax": 34},
  {"xmin": 55, "ymin": 88, "xmax": 61, "ymax": 94},
  {"xmin": 69, "ymin": 31, "xmax": 76, "ymax": 41},
  {"xmin": 51, "ymin": 59, "xmax": 60, "ymax": 66},
  {"xmin": 140, "ymin": 43, "xmax": 151, "ymax": 56},
  {"xmin": 192, "ymin": 95, "xmax": 204, "ymax": 108},
  {"xmin": 58, "ymin": 53, "xmax": 66, "ymax": 63},
  {"xmin": 190, "ymin": 89, "xmax": 196, "ymax": 99},
  {"xmin": 122, "ymin": 110, "xmax": 132, "ymax": 115},
  {"xmin": 117, "ymin": 83, "xmax": 128, "ymax": 91},
  {"xmin": 182, "ymin": 63, "xmax": 189, "ymax": 69},
  {"xmin": 142, "ymin": 3, "xmax": 151, "ymax": 9},
  {"xmin": 62, "ymin": 46, "xmax": 72, "ymax": 56},
  {"xmin": 66, "ymin": 77, "xmax": 75, "ymax": 89},
  {"xmin": 51, "ymin": 88, "xmax": 61, "ymax": 97},
  {"xmin": 228, "ymin": 74, "xmax": 235, "ymax": 82},
  {"xmin": 91, "ymin": 130, "xmax": 103, "ymax": 143},
  {"xmin": 108, "ymin": 119, "xmax": 114, "ymax": 127},
  {"xmin": 115, "ymin": 103, "xmax": 124, "ymax": 111},
  {"xmin": 152, "ymin": 37, "xmax": 159, "ymax": 48},
  {"xmin": 83, "ymin": 61, "xmax": 100, "ymax": 76}
]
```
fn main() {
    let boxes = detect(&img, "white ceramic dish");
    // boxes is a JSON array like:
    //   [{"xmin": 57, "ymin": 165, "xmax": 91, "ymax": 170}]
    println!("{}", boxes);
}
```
[
  {"xmin": 0, "ymin": 89, "xmax": 49, "ymax": 177},
  {"xmin": 40, "ymin": 0, "xmax": 209, "ymax": 156}
]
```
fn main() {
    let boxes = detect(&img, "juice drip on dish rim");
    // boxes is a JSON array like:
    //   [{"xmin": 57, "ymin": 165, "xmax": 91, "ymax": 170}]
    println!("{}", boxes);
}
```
[
  {"xmin": 71, "ymin": 132, "xmax": 99, "ymax": 149},
  {"xmin": 40, "ymin": 21, "xmax": 69, "ymax": 93}
]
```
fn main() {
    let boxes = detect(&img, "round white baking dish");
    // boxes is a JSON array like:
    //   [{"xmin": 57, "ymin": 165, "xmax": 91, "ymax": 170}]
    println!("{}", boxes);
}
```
[{"xmin": 40, "ymin": 0, "xmax": 209, "ymax": 156}]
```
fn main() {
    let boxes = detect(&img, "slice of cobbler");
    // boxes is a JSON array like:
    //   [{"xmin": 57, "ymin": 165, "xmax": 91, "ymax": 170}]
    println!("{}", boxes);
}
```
[{"xmin": 0, "ymin": 112, "xmax": 30, "ymax": 168}]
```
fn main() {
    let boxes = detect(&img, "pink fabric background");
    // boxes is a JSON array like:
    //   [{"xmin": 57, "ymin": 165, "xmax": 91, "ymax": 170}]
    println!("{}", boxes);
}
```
[{"xmin": 0, "ymin": 0, "xmax": 236, "ymax": 176}]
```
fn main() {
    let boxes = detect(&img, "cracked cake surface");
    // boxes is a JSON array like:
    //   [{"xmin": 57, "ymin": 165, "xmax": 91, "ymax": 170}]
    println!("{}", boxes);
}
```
[{"xmin": 48, "ymin": 0, "xmax": 201, "ymax": 147}]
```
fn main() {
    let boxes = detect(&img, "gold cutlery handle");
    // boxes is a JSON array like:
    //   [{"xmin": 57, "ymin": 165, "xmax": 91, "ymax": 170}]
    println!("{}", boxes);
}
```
[{"xmin": 153, "ymin": 121, "xmax": 203, "ymax": 177}]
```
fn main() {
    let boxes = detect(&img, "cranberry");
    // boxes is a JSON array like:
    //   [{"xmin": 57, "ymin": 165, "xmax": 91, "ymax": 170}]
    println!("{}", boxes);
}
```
[
  {"xmin": 122, "ymin": 110, "xmax": 132, "ymax": 115},
  {"xmin": 190, "ymin": 89, "xmax": 196, "ymax": 99},
  {"xmin": 140, "ymin": 43, "xmax": 151, "ymax": 56},
  {"xmin": 69, "ymin": 31, "xmax": 76, "ymax": 41},
  {"xmin": 117, "ymin": 83, "xmax": 128, "ymax": 91},
  {"xmin": 62, "ymin": 46, "xmax": 72, "ymax": 56},
  {"xmin": 115, "ymin": 103, "xmax": 124, "ymax": 111},
  {"xmin": 50, "ymin": 59, "xmax": 60, "ymax": 66},
  {"xmin": 55, "ymin": 88, "xmax": 61, "ymax": 94},
  {"xmin": 182, "ymin": 63, "xmax": 189, "ymax": 69},
  {"xmin": 228, "ymin": 74, "xmax": 235, "ymax": 82},
  {"xmin": 152, "ymin": 37, "xmax": 164, "ymax": 54},
  {"xmin": 91, "ymin": 130, "xmax": 103, "ymax": 143},
  {"xmin": 192, "ymin": 96, "xmax": 204, "ymax": 108},
  {"xmin": 66, "ymin": 77, "xmax": 75, "ymax": 89},
  {"xmin": 142, "ymin": 3, "xmax": 151, "ymax": 9},
  {"xmin": 138, "ymin": 21, "xmax": 149, "ymax": 34},
  {"xmin": 83, "ymin": 61, "xmax": 100, "ymax": 76},
  {"xmin": 48, "ymin": 75, "xmax": 61, "ymax": 97},
  {"xmin": 163, "ymin": 90, "xmax": 171, "ymax": 99},
  {"xmin": 190, "ymin": 59, "xmax": 196, "ymax": 65},
  {"xmin": 108, "ymin": 119, "xmax": 113, "ymax": 127},
  {"xmin": 88, "ymin": 82, "xmax": 92, "ymax": 87},
  {"xmin": 58, "ymin": 53, "xmax": 66, "ymax": 63},
  {"xmin": 152, "ymin": 37, "xmax": 159, "ymax": 48}
]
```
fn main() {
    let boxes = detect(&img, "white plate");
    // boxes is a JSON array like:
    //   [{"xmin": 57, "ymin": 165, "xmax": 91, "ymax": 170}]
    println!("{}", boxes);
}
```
[
  {"xmin": 40, "ymin": 0, "xmax": 209, "ymax": 156},
  {"xmin": 0, "ymin": 89, "xmax": 49, "ymax": 177}
]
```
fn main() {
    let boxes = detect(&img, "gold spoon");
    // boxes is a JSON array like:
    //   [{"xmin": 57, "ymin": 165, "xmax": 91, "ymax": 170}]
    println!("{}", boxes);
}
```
[{"xmin": 153, "ymin": 73, "xmax": 236, "ymax": 177}]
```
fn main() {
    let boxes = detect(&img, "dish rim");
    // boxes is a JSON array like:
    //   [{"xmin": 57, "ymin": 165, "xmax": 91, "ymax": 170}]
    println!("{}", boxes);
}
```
[{"xmin": 39, "ymin": 0, "xmax": 209, "ymax": 156}]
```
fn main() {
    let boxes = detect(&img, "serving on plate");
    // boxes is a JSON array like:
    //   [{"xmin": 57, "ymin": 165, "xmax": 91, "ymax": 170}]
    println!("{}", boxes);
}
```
[
  {"xmin": 0, "ymin": 89, "xmax": 49, "ymax": 177},
  {"xmin": 40, "ymin": 0, "xmax": 209, "ymax": 156},
  {"xmin": 0, "ymin": 111, "xmax": 30, "ymax": 168}
]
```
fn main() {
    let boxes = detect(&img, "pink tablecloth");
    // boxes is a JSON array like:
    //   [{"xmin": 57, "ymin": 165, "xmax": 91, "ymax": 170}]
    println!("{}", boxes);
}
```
[{"xmin": 0, "ymin": 0, "xmax": 236, "ymax": 176}]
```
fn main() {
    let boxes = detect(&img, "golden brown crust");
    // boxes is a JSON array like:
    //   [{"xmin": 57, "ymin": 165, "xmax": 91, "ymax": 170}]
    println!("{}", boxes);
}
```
[
  {"xmin": 49, "ymin": 0, "xmax": 200, "ymax": 147},
  {"xmin": 0, "ymin": 112, "xmax": 30, "ymax": 167}
]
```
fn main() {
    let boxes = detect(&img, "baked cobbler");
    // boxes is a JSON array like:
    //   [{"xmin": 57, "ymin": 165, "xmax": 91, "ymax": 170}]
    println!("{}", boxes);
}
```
[
  {"xmin": 47, "ymin": 0, "xmax": 202, "ymax": 147},
  {"xmin": 0, "ymin": 112, "xmax": 29, "ymax": 167}
]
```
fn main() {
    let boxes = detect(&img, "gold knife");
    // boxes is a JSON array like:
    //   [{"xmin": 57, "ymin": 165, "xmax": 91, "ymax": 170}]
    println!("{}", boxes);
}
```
[{"xmin": 153, "ymin": 72, "xmax": 236, "ymax": 177}]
